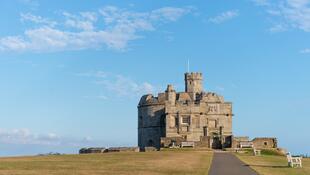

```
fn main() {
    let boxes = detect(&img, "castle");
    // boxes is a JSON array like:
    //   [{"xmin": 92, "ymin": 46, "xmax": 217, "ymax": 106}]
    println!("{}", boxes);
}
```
[
  {"xmin": 138, "ymin": 72, "xmax": 233, "ymax": 150},
  {"xmin": 138, "ymin": 72, "xmax": 277, "ymax": 150}
]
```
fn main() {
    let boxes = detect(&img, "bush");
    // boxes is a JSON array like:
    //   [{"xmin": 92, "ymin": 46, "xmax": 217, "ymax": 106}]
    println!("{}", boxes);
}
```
[{"xmin": 261, "ymin": 149, "xmax": 283, "ymax": 156}]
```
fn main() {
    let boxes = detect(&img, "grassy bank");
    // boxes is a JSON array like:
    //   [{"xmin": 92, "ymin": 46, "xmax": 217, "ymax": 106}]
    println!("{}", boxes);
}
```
[
  {"xmin": 237, "ymin": 153, "xmax": 310, "ymax": 175},
  {"xmin": 0, "ymin": 150, "xmax": 213, "ymax": 175}
]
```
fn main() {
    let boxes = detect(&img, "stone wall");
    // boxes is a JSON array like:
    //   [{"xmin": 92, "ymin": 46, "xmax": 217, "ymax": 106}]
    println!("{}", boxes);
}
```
[
  {"xmin": 232, "ymin": 136, "xmax": 250, "ymax": 148},
  {"xmin": 79, "ymin": 147, "xmax": 140, "ymax": 154},
  {"xmin": 232, "ymin": 137, "xmax": 278, "ymax": 149},
  {"xmin": 252, "ymin": 138, "xmax": 277, "ymax": 149}
]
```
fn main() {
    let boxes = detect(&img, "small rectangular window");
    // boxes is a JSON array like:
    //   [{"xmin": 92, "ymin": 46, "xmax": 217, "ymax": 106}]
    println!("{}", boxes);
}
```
[{"xmin": 182, "ymin": 116, "xmax": 190, "ymax": 124}]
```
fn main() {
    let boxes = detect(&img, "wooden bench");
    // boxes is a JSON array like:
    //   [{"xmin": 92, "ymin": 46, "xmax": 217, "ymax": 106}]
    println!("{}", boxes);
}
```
[
  {"xmin": 181, "ymin": 141, "xmax": 195, "ymax": 148},
  {"xmin": 253, "ymin": 147, "xmax": 261, "ymax": 156},
  {"xmin": 287, "ymin": 152, "xmax": 302, "ymax": 168}
]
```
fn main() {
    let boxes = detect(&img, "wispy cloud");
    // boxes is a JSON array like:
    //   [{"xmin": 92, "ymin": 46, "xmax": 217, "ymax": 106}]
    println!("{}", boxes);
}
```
[
  {"xmin": 0, "ymin": 128, "xmax": 92, "ymax": 146},
  {"xmin": 209, "ymin": 10, "xmax": 239, "ymax": 24},
  {"xmin": 0, "ymin": 6, "xmax": 192, "ymax": 52},
  {"xmin": 21, "ymin": 13, "xmax": 57, "ymax": 27},
  {"xmin": 254, "ymin": 0, "xmax": 310, "ymax": 32},
  {"xmin": 77, "ymin": 71, "xmax": 158, "ymax": 99},
  {"xmin": 63, "ymin": 11, "xmax": 97, "ymax": 31},
  {"xmin": 96, "ymin": 75, "xmax": 156, "ymax": 98},
  {"xmin": 300, "ymin": 48, "xmax": 310, "ymax": 53},
  {"xmin": 281, "ymin": 0, "xmax": 310, "ymax": 32},
  {"xmin": 269, "ymin": 24, "xmax": 287, "ymax": 32}
]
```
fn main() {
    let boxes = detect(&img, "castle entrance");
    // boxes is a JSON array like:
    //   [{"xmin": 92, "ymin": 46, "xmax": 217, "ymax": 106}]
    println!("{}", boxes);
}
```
[{"xmin": 212, "ymin": 136, "xmax": 222, "ymax": 149}]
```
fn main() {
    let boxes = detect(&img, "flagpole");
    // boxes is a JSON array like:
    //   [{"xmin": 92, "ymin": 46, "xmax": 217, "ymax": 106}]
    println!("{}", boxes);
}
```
[{"xmin": 187, "ymin": 59, "xmax": 190, "ymax": 73}]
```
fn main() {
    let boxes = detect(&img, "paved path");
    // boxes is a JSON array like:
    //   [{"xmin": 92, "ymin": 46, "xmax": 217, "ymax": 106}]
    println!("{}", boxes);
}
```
[{"xmin": 209, "ymin": 152, "xmax": 258, "ymax": 175}]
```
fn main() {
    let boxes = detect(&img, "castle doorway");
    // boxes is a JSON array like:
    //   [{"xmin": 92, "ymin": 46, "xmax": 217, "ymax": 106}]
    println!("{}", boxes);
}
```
[
  {"xmin": 212, "ymin": 136, "xmax": 222, "ymax": 149},
  {"xmin": 147, "ymin": 139, "xmax": 154, "ymax": 147}
]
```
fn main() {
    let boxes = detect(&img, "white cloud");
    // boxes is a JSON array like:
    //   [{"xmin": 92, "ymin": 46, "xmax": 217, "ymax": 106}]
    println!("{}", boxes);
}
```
[
  {"xmin": 282, "ymin": 0, "xmax": 310, "ymax": 32},
  {"xmin": 0, "ymin": 6, "xmax": 191, "ymax": 52},
  {"xmin": 254, "ymin": 0, "xmax": 310, "ymax": 32},
  {"xmin": 300, "ymin": 48, "xmax": 310, "ymax": 53},
  {"xmin": 0, "ymin": 36, "xmax": 27, "ymax": 51},
  {"xmin": 21, "ymin": 13, "xmax": 57, "ymax": 27},
  {"xmin": 78, "ymin": 71, "xmax": 157, "ymax": 98},
  {"xmin": 209, "ymin": 10, "xmax": 239, "ymax": 24},
  {"xmin": 0, "ymin": 128, "xmax": 92, "ymax": 146},
  {"xmin": 96, "ymin": 74, "xmax": 156, "ymax": 98},
  {"xmin": 97, "ymin": 95, "xmax": 108, "ymax": 100},
  {"xmin": 63, "ymin": 11, "xmax": 97, "ymax": 31},
  {"xmin": 269, "ymin": 24, "xmax": 287, "ymax": 32},
  {"xmin": 150, "ymin": 7, "xmax": 191, "ymax": 21},
  {"xmin": 80, "ymin": 12, "xmax": 98, "ymax": 22}
]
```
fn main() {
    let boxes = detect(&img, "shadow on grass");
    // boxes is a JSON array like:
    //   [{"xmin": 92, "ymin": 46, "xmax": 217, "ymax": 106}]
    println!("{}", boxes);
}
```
[{"xmin": 243, "ymin": 164, "xmax": 288, "ymax": 168}]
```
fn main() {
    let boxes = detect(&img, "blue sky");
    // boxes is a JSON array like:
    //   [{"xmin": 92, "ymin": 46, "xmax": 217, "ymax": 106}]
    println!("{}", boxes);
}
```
[{"xmin": 0, "ymin": 0, "xmax": 309, "ymax": 156}]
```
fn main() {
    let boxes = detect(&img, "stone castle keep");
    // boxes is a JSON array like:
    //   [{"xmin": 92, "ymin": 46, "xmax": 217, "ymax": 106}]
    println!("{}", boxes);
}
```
[
  {"xmin": 138, "ymin": 72, "xmax": 233, "ymax": 150},
  {"xmin": 138, "ymin": 72, "xmax": 277, "ymax": 150}
]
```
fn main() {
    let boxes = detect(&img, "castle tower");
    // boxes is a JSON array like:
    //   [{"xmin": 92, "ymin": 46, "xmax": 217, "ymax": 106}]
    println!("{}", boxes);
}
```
[
  {"xmin": 166, "ymin": 84, "xmax": 176, "ymax": 104},
  {"xmin": 185, "ymin": 72, "xmax": 203, "ymax": 100}
]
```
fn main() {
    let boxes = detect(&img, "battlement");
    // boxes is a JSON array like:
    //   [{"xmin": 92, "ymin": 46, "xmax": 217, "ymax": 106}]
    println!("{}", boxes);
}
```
[{"xmin": 185, "ymin": 72, "xmax": 203, "ymax": 80}]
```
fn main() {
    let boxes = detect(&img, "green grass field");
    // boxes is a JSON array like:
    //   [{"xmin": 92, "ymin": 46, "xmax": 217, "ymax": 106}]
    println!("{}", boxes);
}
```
[
  {"xmin": 0, "ymin": 150, "xmax": 213, "ymax": 175},
  {"xmin": 1, "ymin": 150, "xmax": 309, "ymax": 175},
  {"xmin": 236, "ymin": 153, "xmax": 310, "ymax": 175}
]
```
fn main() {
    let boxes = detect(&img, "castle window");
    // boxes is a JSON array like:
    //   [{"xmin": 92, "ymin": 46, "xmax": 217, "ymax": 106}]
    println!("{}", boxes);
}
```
[
  {"xmin": 175, "ymin": 117, "xmax": 179, "ymax": 127},
  {"xmin": 264, "ymin": 142, "xmax": 268, "ymax": 146},
  {"xmin": 203, "ymin": 126, "xmax": 208, "ymax": 136},
  {"xmin": 182, "ymin": 116, "xmax": 190, "ymax": 125}
]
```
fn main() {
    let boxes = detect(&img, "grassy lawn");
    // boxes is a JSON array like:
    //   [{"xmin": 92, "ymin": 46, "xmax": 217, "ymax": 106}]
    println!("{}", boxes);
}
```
[
  {"xmin": 236, "ymin": 153, "xmax": 310, "ymax": 175},
  {"xmin": 0, "ymin": 150, "xmax": 213, "ymax": 175}
]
